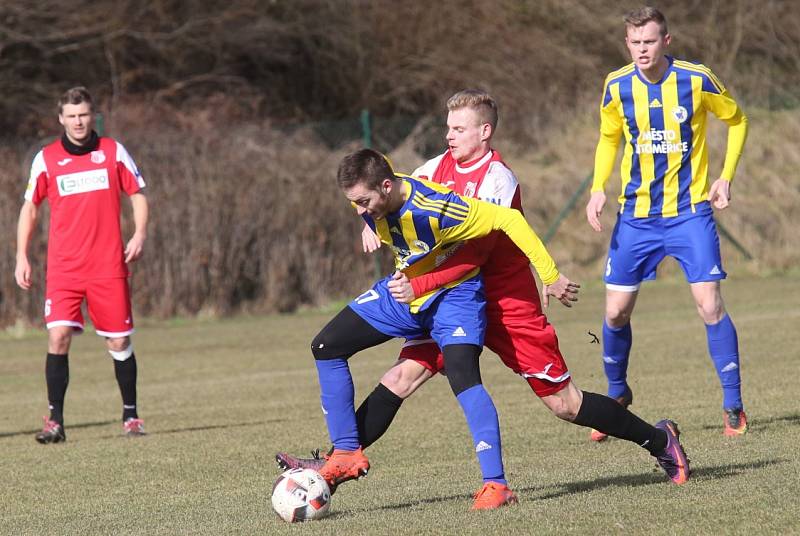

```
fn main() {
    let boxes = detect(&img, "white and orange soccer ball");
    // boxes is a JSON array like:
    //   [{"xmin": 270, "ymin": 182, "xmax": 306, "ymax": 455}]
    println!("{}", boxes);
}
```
[{"xmin": 271, "ymin": 468, "xmax": 331, "ymax": 523}]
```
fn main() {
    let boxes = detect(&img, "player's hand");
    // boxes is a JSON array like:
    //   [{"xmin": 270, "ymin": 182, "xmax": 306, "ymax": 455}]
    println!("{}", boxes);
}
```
[
  {"xmin": 14, "ymin": 256, "xmax": 32, "ymax": 290},
  {"xmin": 388, "ymin": 271, "xmax": 416, "ymax": 304},
  {"xmin": 124, "ymin": 231, "xmax": 146, "ymax": 263},
  {"xmin": 586, "ymin": 191, "xmax": 607, "ymax": 232},
  {"xmin": 542, "ymin": 274, "xmax": 580, "ymax": 308},
  {"xmin": 708, "ymin": 178, "xmax": 731, "ymax": 210},
  {"xmin": 362, "ymin": 223, "xmax": 381, "ymax": 253}
]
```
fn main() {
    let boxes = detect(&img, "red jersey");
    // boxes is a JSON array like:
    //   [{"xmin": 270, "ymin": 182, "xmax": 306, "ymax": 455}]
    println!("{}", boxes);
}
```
[
  {"xmin": 412, "ymin": 150, "xmax": 543, "ymax": 317},
  {"xmin": 25, "ymin": 136, "xmax": 146, "ymax": 281}
]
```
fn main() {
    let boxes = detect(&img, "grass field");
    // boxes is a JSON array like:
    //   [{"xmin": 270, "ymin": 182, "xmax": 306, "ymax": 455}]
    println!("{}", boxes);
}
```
[{"xmin": 1, "ymin": 275, "xmax": 799, "ymax": 535}]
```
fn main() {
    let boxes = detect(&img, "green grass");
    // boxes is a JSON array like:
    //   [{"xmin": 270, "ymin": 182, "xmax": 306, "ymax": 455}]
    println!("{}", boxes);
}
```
[{"xmin": 1, "ymin": 275, "xmax": 799, "ymax": 535}]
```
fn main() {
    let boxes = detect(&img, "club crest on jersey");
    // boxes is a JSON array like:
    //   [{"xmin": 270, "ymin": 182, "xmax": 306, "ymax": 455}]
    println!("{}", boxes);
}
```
[
  {"xmin": 90, "ymin": 150, "xmax": 106, "ymax": 164},
  {"xmin": 412, "ymin": 240, "xmax": 430, "ymax": 255},
  {"xmin": 671, "ymin": 106, "xmax": 688, "ymax": 123},
  {"xmin": 463, "ymin": 181, "xmax": 477, "ymax": 198}
]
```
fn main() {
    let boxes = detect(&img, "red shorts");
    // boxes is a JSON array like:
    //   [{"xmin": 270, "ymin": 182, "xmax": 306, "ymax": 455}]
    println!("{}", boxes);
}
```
[
  {"xmin": 399, "ymin": 312, "xmax": 570, "ymax": 397},
  {"xmin": 44, "ymin": 277, "xmax": 134, "ymax": 337}
]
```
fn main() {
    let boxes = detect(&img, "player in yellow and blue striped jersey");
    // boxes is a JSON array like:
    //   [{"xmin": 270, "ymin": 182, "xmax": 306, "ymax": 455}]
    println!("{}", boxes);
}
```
[
  {"xmin": 586, "ymin": 6, "xmax": 749, "ymax": 440},
  {"xmin": 308, "ymin": 148, "xmax": 579, "ymax": 507}
]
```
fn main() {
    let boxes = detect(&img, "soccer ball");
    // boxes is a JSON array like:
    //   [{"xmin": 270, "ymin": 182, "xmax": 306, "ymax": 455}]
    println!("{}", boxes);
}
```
[{"xmin": 271, "ymin": 468, "xmax": 331, "ymax": 522}]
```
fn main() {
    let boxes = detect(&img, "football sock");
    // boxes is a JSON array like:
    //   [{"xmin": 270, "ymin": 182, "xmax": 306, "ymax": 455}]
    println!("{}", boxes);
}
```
[
  {"xmin": 706, "ymin": 314, "xmax": 743, "ymax": 410},
  {"xmin": 113, "ymin": 353, "xmax": 139, "ymax": 421},
  {"xmin": 355, "ymin": 383, "xmax": 404, "ymax": 450},
  {"xmin": 456, "ymin": 384, "xmax": 506, "ymax": 485},
  {"xmin": 45, "ymin": 353, "xmax": 69, "ymax": 425},
  {"xmin": 574, "ymin": 391, "xmax": 667, "ymax": 455},
  {"xmin": 315, "ymin": 358, "xmax": 360, "ymax": 451},
  {"xmin": 602, "ymin": 321, "xmax": 633, "ymax": 399}
]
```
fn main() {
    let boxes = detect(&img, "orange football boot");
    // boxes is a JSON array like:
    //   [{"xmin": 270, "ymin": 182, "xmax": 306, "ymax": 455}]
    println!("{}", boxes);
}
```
[{"xmin": 470, "ymin": 482, "xmax": 519, "ymax": 510}]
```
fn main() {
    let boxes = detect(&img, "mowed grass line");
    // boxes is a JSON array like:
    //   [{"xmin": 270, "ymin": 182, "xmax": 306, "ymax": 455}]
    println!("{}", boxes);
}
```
[{"xmin": 1, "ymin": 275, "xmax": 798, "ymax": 535}]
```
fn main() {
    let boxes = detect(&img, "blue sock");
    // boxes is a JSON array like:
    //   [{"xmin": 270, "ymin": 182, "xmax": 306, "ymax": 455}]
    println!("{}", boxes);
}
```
[
  {"xmin": 705, "ymin": 314, "xmax": 743, "ymax": 410},
  {"xmin": 602, "ymin": 321, "xmax": 632, "ymax": 399},
  {"xmin": 455, "ymin": 384, "xmax": 506, "ymax": 485},
  {"xmin": 315, "ymin": 358, "xmax": 360, "ymax": 450}
]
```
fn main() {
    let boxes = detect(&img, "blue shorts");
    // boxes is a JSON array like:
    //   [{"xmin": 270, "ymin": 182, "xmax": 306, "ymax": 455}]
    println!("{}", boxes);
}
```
[
  {"xmin": 348, "ymin": 275, "xmax": 486, "ymax": 349},
  {"xmin": 604, "ymin": 202, "xmax": 726, "ymax": 289}
]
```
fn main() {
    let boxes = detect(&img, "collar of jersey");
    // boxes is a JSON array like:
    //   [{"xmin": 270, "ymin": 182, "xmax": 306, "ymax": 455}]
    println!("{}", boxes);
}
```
[
  {"xmin": 61, "ymin": 130, "xmax": 100, "ymax": 155},
  {"xmin": 634, "ymin": 55, "xmax": 675, "ymax": 86},
  {"xmin": 388, "ymin": 175, "xmax": 416, "ymax": 219},
  {"xmin": 455, "ymin": 150, "xmax": 493, "ymax": 174}
]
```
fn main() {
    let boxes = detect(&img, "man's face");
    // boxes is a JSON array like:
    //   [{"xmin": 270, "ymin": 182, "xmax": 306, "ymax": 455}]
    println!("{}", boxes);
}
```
[
  {"xmin": 59, "ymin": 102, "xmax": 94, "ymax": 145},
  {"xmin": 446, "ymin": 107, "xmax": 490, "ymax": 164},
  {"xmin": 625, "ymin": 21, "xmax": 670, "ymax": 73},
  {"xmin": 344, "ymin": 180, "xmax": 393, "ymax": 220}
]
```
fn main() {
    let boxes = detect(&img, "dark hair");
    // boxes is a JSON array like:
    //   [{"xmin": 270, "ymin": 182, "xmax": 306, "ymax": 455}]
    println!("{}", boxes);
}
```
[
  {"xmin": 58, "ymin": 86, "xmax": 93, "ymax": 114},
  {"xmin": 624, "ymin": 6, "xmax": 668, "ymax": 36},
  {"xmin": 337, "ymin": 148, "xmax": 396, "ymax": 190}
]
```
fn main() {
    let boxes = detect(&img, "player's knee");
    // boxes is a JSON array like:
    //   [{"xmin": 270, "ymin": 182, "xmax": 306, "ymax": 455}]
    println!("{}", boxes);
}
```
[
  {"xmin": 380, "ymin": 363, "xmax": 425, "ymax": 399},
  {"xmin": 542, "ymin": 384, "xmax": 582, "ymax": 421},
  {"xmin": 311, "ymin": 330, "xmax": 350, "ymax": 360},
  {"xmin": 605, "ymin": 304, "xmax": 630, "ymax": 326},
  {"xmin": 442, "ymin": 344, "xmax": 482, "ymax": 396},
  {"xmin": 107, "ymin": 337, "xmax": 132, "ymax": 360},
  {"xmin": 48, "ymin": 328, "xmax": 72, "ymax": 354},
  {"xmin": 695, "ymin": 297, "xmax": 725, "ymax": 323}
]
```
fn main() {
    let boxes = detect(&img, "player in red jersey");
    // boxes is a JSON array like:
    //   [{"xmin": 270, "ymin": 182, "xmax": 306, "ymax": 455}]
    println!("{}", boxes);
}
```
[
  {"xmin": 15, "ymin": 87, "xmax": 149, "ymax": 443},
  {"xmin": 277, "ymin": 90, "xmax": 691, "ymax": 496}
]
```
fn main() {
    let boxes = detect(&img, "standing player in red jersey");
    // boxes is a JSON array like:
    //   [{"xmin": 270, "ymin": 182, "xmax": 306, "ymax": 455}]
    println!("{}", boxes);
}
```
[
  {"xmin": 277, "ymin": 90, "xmax": 691, "ymax": 499},
  {"xmin": 15, "ymin": 87, "xmax": 149, "ymax": 443}
]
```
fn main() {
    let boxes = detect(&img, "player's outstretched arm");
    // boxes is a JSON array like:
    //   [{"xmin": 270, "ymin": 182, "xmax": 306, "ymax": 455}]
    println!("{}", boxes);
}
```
[
  {"xmin": 586, "ymin": 191, "xmax": 607, "ymax": 232},
  {"xmin": 15, "ymin": 201, "xmax": 38, "ymax": 290},
  {"xmin": 542, "ymin": 273, "xmax": 580, "ymax": 308},
  {"xmin": 125, "ymin": 192, "xmax": 148, "ymax": 263}
]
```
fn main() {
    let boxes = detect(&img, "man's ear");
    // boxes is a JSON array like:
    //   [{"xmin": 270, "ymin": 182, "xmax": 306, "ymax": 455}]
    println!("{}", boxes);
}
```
[{"xmin": 481, "ymin": 123, "xmax": 493, "ymax": 142}]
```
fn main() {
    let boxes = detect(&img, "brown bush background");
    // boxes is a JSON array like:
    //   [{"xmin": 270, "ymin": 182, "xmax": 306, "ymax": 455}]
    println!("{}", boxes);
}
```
[{"xmin": 1, "ymin": 0, "xmax": 798, "ymax": 327}]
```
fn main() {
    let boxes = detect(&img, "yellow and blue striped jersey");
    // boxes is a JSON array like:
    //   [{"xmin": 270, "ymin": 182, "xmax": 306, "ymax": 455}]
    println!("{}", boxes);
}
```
[
  {"xmin": 363, "ymin": 175, "xmax": 559, "ymax": 312},
  {"xmin": 592, "ymin": 56, "xmax": 748, "ymax": 218}
]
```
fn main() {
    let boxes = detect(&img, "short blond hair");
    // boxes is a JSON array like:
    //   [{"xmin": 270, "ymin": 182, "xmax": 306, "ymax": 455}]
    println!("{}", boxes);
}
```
[
  {"xmin": 624, "ymin": 6, "xmax": 668, "ymax": 36},
  {"xmin": 446, "ymin": 89, "xmax": 498, "ymax": 131}
]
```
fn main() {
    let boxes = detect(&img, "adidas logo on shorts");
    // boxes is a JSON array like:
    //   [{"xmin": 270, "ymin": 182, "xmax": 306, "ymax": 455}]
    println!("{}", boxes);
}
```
[{"xmin": 452, "ymin": 326, "xmax": 467, "ymax": 337}]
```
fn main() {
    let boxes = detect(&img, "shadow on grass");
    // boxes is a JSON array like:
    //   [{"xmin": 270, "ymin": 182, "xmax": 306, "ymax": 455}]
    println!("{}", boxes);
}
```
[
  {"xmin": 345, "ymin": 458, "xmax": 788, "ymax": 514},
  {"xmin": 2, "ymin": 418, "xmax": 288, "ymax": 441},
  {"xmin": 700, "ymin": 412, "xmax": 800, "ymax": 432},
  {"xmin": 151, "ymin": 419, "xmax": 287, "ymax": 436},
  {"xmin": 0, "ymin": 419, "xmax": 117, "ymax": 439}
]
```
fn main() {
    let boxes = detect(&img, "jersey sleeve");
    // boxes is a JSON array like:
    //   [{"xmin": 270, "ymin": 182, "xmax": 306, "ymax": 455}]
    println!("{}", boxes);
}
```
[
  {"xmin": 24, "ymin": 150, "xmax": 48, "ymax": 204},
  {"xmin": 116, "ymin": 141, "xmax": 146, "ymax": 194},
  {"xmin": 411, "ymin": 153, "xmax": 445, "ymax": 179},
  {"xmin": 592, "ymin": 77, "xmax": 624, "ymax": 193},
  {"xmin": 701, "ymin": 72, "xmax": 748, "ymax": 182},
  {"xmin": 410, "ymin": 234, "xmax": 498, "ymax": 297},
  {"xmin": 479, "ymin": 162, "xmax": 518, "ymax": 207},
  {"xmin": 439, "ymin": 196, "xmax": 560, "ymax": 285}
]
